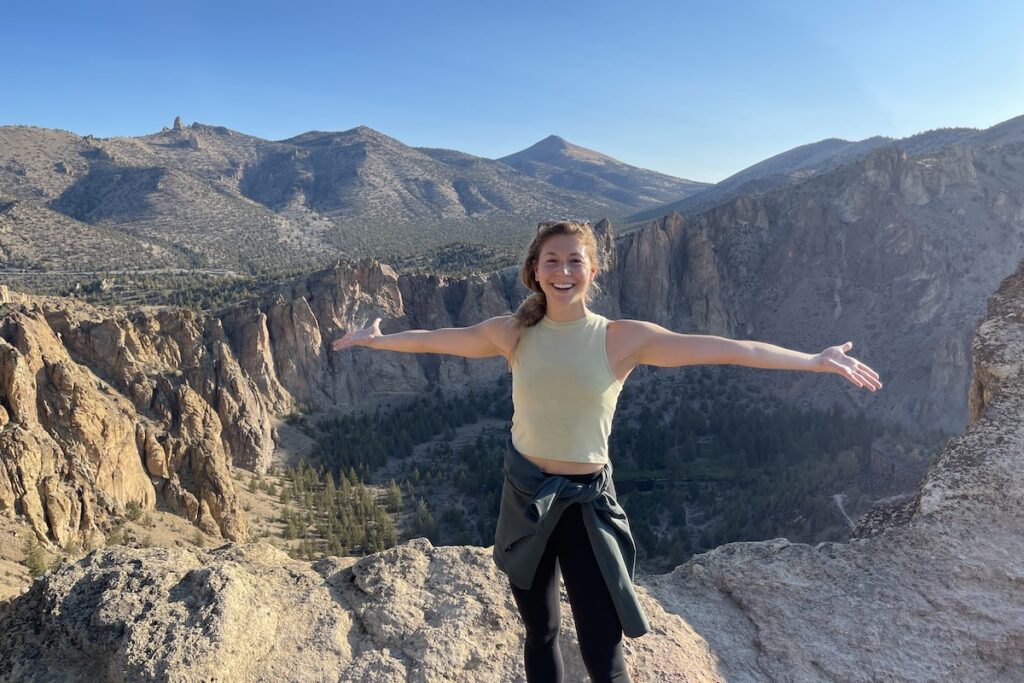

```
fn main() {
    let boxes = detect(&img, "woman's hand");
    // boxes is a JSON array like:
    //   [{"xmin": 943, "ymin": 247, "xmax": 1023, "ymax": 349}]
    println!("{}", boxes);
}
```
[
  {"xmin": 815, "ymin": 342, "xmax": 882, "ymax": 391},
  {"xmin": 331, "ymin": 317, "xmax": 382, "ymax": 352}
]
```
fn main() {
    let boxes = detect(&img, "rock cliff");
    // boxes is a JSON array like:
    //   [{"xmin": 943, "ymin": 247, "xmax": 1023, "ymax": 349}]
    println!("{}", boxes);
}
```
[
  {"xmin": 3, "ymin": 258, "xmax": 1024, "ymax": 680},
  {"xmin": 667, "ymin": 142, "xmax": 1024, "ymax": 432},
  {"xmin": 0, "ymin": 300, "xmax": 254, "ymax": 544},
  {"xmin": 638, "ymin": 257, "xmax": 1024, "ymax": 681}
]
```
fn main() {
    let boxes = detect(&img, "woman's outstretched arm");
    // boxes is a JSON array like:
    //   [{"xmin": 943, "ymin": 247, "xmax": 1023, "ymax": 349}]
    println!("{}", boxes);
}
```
[
  {"xmin": 331, "ymin": 315, "xmax": 514, "ymax": 359},
  {"xmin": 622, "ymin": 320, "xmax": 882, "ymax": 391}
]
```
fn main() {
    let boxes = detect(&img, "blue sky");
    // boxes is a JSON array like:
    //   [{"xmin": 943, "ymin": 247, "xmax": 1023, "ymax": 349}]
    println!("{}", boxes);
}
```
[{"xmin": 3, "ymin": 0, "xmax": 1022, "ymax": 182}]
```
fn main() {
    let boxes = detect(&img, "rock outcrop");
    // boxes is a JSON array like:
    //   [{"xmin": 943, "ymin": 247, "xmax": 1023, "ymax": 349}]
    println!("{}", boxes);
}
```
[
  {"xmin": 0, "ymin": 301, "xmax": 252, "ymax": 543},
  {"xmin": 0, "ymin": 538, "xmax": 713, "ymax": 682},
  {"xmin": 675, "ymin": 141, "xmax": 1024, "ymax": 432},
  {"xmin": 0, "ymin": 307, "xmax": 154, "ymax": 549},
  {"xmin": 3, "ymin": 259, "xmax": 1024, "ymax": 680}
]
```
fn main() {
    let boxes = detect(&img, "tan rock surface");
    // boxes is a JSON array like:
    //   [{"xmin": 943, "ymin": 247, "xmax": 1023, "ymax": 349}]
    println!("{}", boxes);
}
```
[
  {"xmin": 1, "ymin": 302, "xmax": 249, "ymax": 545},
  {"xmin": 0, "ymin": 309, "xmax": 153, "ymax": 549},
  {"xmin": 0, "ymin": 538, "xmax": 715, "ymax": 682}
]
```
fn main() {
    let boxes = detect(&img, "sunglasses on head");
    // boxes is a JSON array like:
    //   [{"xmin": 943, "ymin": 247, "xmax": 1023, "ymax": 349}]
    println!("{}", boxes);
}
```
[{"xmin": 536, "ymin": 219, "xmax": 592, "ymax": 233}]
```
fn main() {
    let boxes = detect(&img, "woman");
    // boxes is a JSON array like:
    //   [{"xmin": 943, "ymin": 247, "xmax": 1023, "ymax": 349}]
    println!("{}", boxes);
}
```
[{"xmin": 331, "ymin": 220, "xmax": 882, "ymax": 683}]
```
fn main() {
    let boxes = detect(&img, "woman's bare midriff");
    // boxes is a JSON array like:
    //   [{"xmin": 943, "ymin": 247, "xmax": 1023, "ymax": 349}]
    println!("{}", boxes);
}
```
[{"xmin": 520, "ymin": 452, "xmax": 605, "ymax": 476}]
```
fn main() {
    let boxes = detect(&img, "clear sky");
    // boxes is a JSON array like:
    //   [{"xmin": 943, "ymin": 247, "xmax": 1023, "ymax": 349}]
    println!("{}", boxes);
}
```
[{"xmin": 3, "ymin": 0, "xmax": 1022, "ymax": 182}]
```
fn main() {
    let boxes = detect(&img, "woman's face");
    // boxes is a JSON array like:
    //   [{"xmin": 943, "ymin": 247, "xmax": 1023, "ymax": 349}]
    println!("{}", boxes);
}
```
[{"xmin": 533, "ymin": 234, "xmax": 597, "ymax": 305}]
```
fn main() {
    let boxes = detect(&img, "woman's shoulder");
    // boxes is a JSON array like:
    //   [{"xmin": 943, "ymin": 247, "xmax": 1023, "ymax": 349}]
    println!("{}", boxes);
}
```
[
  {"xmin": 483, "ymin": 315, "xmax": 524, "ymax": 359},
  {"xmin": 604, "ymin": 316, "xmax": 661, "ymax": 329},
  {"xmin": 604, "ymin": 317, "xmax": 649, "ymax": 334},
  {"xmin": 605, "ymin": 318, "xmax": 658, "ymax": 354}
]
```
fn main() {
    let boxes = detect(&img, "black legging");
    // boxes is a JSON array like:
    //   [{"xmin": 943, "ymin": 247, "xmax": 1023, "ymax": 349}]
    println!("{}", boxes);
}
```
[{"xmin": 508, "ymin": 471, "xmax": 631, "ymax": 683}]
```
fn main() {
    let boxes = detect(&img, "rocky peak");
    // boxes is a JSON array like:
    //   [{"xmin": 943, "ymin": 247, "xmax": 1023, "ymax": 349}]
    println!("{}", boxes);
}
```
[
  {"xmin": 528, "ymin": 134, "xmax": 571, "ymax": 152},
  {"xmin": 503, "ymin": 134, "xmax": 607, "ymax": 165}
]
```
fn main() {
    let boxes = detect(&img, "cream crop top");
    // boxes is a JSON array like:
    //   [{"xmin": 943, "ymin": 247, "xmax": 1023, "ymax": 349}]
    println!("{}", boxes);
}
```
[{"xmin": 509, "ymin": 310, "xmax": 624, "ymax": 464}]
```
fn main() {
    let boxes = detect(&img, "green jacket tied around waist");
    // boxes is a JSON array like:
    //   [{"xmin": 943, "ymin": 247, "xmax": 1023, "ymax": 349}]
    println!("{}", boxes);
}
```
[{"xmin": 492, "ymin": 437, "xmax": 651, "ymax": 638}]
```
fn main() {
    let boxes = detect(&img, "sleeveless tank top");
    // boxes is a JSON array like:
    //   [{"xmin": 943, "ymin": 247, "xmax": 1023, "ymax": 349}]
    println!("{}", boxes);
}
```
[{"xmin": 509, "ymin": 310, "xmax": 624, "ymax": 463}]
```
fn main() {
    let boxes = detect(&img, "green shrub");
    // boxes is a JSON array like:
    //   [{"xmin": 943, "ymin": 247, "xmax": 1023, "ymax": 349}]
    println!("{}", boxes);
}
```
[
  {"xmin": 125, "ymin": 501, "xmax": 143, "ymax": 522},
  {"xmin": 22, "ymin": 536, "xmax": 48, "ymax": 578}
]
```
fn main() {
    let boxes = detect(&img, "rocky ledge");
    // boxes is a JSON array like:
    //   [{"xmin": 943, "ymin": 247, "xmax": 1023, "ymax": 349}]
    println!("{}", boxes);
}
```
[{"xmin": 3, "ymin": 261, "xmax": 1024, "ymax": 680}]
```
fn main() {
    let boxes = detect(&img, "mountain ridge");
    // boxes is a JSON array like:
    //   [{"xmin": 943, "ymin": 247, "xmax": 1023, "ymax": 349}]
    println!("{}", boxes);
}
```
[
  {"xmin": 0, "ymin": 121, "xmax": 664, "ymax": 271},
  {"xmin": 498, "ymin": 133, "xmax": 709, "ymax": 209},
  {"xmin": 626, "ymin": 123, "xmax": 986, "ymax": 224}
]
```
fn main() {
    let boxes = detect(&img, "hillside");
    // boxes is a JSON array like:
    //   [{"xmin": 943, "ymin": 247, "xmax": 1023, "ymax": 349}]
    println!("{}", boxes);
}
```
[
  {"xmin": 0, "ymin": 122, "xmax": 697, "ymax": 276},
  {"xmin": 496, "ymin": 134, "xmax": 709, "ymax": 209},
  {"xmin": 625, "ymin": 124, "xmax": 985, "ymax": 223}
]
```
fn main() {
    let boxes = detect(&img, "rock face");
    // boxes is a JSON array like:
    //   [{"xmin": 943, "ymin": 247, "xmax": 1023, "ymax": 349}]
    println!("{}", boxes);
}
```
[
  {"xmin": 0, "ymin": 301, "xmax": 252, "ymax": 543},
  {"xmin": 3, "ymin": 259, "xmax": 1024, "ymax": 680},
  {"xmin": 664, "ymin": 141, "xmax": 1024, "ymax": 432},
  {"xmin": 0, "ymin": 307, "xmax": 154, "ymax": 549},
  {"xmin": 222, "ymin": 259, "xmax": 514, "ymax": 415}
]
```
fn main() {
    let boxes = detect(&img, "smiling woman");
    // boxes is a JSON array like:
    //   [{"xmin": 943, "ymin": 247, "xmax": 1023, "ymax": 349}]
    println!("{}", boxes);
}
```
[{"xmin": 331, "ymin": 219, "xmax": 881, "ymax": 682}]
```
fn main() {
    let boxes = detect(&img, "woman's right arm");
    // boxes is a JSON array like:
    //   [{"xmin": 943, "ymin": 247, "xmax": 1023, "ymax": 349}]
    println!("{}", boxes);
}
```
[{"xmin": 331, "ymin": 315, "xmax": 515, "ymax": 359}]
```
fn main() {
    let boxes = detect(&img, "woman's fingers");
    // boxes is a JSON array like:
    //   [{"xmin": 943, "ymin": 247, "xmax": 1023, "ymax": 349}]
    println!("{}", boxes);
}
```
[
  {"xmin": 851, "ymin": 358, "xmax": 882, "ymax": 388},
  {"xmin": 331, "ymin": 320, "xmax": 381, "ymax": 352},
  {"xmin": 825, "ymin": 347, "xmax": 883, "ymax": 391},
  {"xmin": 848, "ymin": 363, "xmax": 882, "ymax": 391},
  {"xmin": 851, "ymin": 357, "xmax": 881, "ymax": 379}
]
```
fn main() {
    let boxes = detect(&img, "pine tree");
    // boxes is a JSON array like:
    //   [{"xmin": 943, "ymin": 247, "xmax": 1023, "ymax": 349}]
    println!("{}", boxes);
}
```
[
  {"xmin": 386, "ymin": 479, "xmax": 403, "ymax": 512},
  {"xmin": 22, "ymin": 535, "xmax": 47, "ymax": 578},
  {"xmin": 414, "ymin": 498, "xmax": 438, "ymax": 542}
]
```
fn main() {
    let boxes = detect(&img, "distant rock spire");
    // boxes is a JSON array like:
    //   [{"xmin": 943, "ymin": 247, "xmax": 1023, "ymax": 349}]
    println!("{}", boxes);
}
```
[{"xmin": 173, "ymin": 116, "xmax": 184, "ymax": 131}]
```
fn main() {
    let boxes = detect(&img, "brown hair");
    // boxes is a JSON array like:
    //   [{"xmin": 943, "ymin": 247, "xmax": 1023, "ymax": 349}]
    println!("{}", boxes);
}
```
[{"xmin": 512, "ymin": 220, "xmax": 603, "ymax": 328}]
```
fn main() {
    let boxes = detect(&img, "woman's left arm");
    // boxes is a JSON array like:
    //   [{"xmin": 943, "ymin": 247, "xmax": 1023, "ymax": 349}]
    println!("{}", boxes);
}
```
[{"xmin": 623, "ymin": 320, "xmax": 882, "ymax": 391}]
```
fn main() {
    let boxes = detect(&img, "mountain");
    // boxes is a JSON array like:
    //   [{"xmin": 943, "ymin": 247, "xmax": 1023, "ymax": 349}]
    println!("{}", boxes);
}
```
[
  {"xmin": 626, "ymin": 125, "xmax": 979, "ymax": 224},
  {"xmin": 241, "ymin": 125, "xmax": 640, "ymax": 256},
  {"xmin": 0, "ymin": 122, "xmax": 646, "ymax": 276},
  {"xmin": 0, "ymin": 124, "xmax": 321, "ymax": 273},
  {"xmin": 498, "ymin": 134, "xmax": 709, "ymax": 209},
  {"xmin": 628, "ymin": 140, "xmax": 1024, "ymax": 433},
  {"xmin": 963, "ymin": 112, "xmax": 1024, "ymax": 147},
  {"xmin": 3, "ymin": 256, "xmax": 1024, "ymax": 681}
]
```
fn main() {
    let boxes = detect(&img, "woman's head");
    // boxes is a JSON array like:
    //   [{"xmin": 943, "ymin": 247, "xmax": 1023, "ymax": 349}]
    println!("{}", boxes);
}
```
[{"xmin": 513, "ymin": 220, "xmax": 602, "ymax": 327}]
